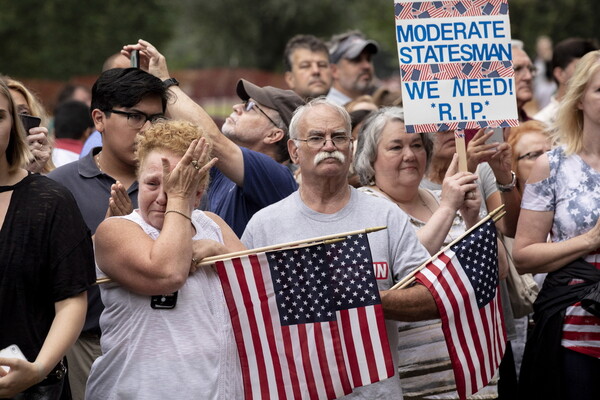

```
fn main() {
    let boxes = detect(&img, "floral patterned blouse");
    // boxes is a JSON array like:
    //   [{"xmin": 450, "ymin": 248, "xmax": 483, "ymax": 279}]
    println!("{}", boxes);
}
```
[{"xmin": 522, "ymin": 146, "xmax": 600, "ymax": 359}]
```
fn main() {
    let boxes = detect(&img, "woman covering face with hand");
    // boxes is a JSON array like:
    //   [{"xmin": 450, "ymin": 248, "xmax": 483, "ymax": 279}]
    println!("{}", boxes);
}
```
[{"xmin": 86, "ymin": 120, "xmax": 245, "ymax": 400}]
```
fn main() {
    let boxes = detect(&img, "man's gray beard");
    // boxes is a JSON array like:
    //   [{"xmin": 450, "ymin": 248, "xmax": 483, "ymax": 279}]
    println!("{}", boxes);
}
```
[{"xmin": 314, "ymin": 150, "xmax": 345, "ymax": 166}]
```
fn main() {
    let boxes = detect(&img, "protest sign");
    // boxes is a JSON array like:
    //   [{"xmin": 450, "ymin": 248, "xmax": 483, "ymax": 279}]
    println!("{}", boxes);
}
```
[{"xmin": 394, "ymin": 0, "xmax": 518, "ymax": 133}]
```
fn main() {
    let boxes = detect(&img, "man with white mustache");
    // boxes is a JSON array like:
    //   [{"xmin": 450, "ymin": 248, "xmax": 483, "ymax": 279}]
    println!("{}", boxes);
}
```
[
  {"xmin": 326, "ymin": 31, "xmax": 379, "ymax": 106},
  {"xmin": 242, "ymin": 98, "xmax": 439, "ymax": 399}
]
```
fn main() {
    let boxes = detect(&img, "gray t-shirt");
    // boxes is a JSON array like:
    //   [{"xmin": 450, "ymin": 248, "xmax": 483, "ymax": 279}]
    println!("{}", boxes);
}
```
[{"xmin": 242, "ymin": 187, "xmax": 430, "ymax": 400}]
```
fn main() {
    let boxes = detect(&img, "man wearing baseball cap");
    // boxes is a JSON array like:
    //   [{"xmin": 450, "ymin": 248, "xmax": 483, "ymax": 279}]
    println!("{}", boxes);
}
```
[
  {"xmin": 122, "ymin": 39, "xmax": 304, "ymax": 237},
  {"xmin": 326, "ymin": 30, "xmax": 379, "ymax": 106},
  {"xmin": 211, "ymin": 79, "xmax": 305, "ymax": 235}
]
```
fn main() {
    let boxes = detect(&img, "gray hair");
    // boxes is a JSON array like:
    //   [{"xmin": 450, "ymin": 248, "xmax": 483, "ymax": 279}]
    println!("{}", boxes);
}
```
[
  {"xmin": 511, "ymin": 39, "xmax": 524, "ymax": 51},
  {"xmin": 354, "ymin": 107, "xmax": 432, "ymax": 186},
  {"xmin": 288, "ymin": 97, "xmax": 351, "ymax": 140}
]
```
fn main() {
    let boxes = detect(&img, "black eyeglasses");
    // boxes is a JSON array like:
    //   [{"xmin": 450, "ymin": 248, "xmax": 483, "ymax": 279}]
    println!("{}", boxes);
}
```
[
  {"xmin": 243, "ymin": 100, "xmax": 279, "ymax": 128},
  {"xmin": 107, "ymin": 109, "xmax": 166, "ymax": 129},
  {"xmin": 517, "ymin": 150, "xmax": 545, "ymax": 161},
  {"xmin": 295, "ymin": 134, "xmax": 353, "ymax": 149}
]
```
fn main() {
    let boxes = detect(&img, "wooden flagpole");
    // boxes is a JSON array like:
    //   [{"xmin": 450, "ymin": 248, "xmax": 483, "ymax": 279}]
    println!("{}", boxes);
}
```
[
  {"xmin": 95, "ymin": 226, "xmax": 388, "ymax": 285},
  {"xmin": 390, "ymin": 204, "xmax": 506, "ymax": 290},
  {"xmin": 454, "ymin": 130, "xmax": 468, "ymax": 172}
]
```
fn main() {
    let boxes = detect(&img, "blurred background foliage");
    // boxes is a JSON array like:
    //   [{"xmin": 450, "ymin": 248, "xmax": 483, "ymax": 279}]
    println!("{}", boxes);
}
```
[{"xmin": 0, "ymin": 0, "xmax": 598, "ymax": 80}]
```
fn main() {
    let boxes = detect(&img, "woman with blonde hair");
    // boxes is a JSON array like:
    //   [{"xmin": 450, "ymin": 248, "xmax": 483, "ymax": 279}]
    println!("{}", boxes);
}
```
[
  {"xmin": 514, "ymin": 50, "xmax": 600, "ymax": 400},
  {"xmin": 0, "ymin": 79, "xmax": 95, "ymax": 398}
]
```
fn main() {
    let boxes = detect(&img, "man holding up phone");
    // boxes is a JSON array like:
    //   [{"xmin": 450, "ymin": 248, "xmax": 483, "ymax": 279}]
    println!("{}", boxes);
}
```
[{"xmin": 122, "ymin": 39, "xmax": 301, "ymax": 237}]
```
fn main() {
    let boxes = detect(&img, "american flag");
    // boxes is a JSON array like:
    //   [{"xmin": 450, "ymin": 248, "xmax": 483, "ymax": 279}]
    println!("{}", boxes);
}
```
[
  {"xmin": 215, "ymin": 233, "xmax": 394, "ymax": 400},
  {"xmin": 415, "ymin": 219, "xmax": 506, "ymax": 400}
]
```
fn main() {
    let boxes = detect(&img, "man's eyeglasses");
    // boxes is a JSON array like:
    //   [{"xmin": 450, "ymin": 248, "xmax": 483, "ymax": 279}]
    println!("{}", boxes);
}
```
[
  {"xmin": 513, "ymin": 64, "xmax": 537, "ymax": 77},
  {"xmin": 295, "ymin": 135, "xmax": 353, "ymax": 149},
  {"xmin": 243, "ymin": 100, "xmax": 279, "ymax": 128},
  {"xmin": 107, "ymin": 109, "xmax": 166, "ymax": 129},
  {"xmin": 517, "ymin": 150, "xmax": 545, "ymax": 161}
]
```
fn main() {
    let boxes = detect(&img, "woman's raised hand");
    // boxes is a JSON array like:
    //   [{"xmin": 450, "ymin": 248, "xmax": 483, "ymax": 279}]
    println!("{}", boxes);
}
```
[
  {"xmin": 162, "ymin": 138, "xmax": 217, "ymax": 201},
  {"xmin": 440, "ymin": 153, "xmax": 479, "ymax": 212}
]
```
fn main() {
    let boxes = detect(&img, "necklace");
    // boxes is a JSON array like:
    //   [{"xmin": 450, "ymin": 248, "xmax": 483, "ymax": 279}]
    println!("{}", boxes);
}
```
[
  {"xmin": 94, "ymin": 152, "xmax": 103, "ymax": 173},
  {"xmin": 417, "ymin": 189, "xmax": 435, "ymax": 217}
]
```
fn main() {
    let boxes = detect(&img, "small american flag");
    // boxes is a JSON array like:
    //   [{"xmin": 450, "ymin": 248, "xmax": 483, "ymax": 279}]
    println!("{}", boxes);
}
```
[
  {"xmin": 415, "ymin": 219, "xmax": 506, "ymax": 400},
  {"xmin": 215, "ymin": 234, "xmax": 394, "ymax": 400}
]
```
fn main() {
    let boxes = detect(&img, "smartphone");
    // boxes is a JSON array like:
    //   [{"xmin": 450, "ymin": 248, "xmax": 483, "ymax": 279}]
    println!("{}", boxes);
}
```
[
  {"xmin": 130, "ymin": 50, "xmax": 140, "ymax": 68},
  {"xmin": 486, "ymin": 127, "xmax": 504, "ymax": 145},
  {"xmin": 150, "ymin": 291, "xmax": 178, "ymax": 309},
  {"xmin": 0, "ymin": 344, "xmax": 27, "ymax": 372},
  {"xmin": 19, "ymin": 114, "xmax": 41, "ymax": 133}
]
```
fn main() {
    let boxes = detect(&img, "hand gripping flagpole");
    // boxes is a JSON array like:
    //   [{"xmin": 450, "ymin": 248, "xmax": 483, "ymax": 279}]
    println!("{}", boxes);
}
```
[
  {"xmin": 95, "ymin": 226, "xmax": 388, "ymax": 285},
  {"xmin": 391, "ymin": 204, "xmax": 506, "ymax": 290}
]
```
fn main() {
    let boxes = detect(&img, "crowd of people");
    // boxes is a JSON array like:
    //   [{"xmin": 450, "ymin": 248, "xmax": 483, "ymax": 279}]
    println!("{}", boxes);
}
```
[{"xmin": 0, "ymin": 29, "xmax": 599, "ymax": 400}]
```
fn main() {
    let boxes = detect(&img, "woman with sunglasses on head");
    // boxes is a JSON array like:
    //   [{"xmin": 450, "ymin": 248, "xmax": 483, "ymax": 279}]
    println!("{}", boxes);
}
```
[
  {"xmin": 0, "ymin": 80, "xmax": 95, "ymax": 399},
  {"xmin": 507, "ymin": 120, "xmax": 552, "ymax": 193},
  {"xmin": 514, "ymin": 50, "xmax": 600, "ymax": 400}
]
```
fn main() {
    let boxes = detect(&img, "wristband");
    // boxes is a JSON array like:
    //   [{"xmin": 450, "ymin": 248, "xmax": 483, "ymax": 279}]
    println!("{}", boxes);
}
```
[
  {"xmin": 496, "ymin": 171, "xmax": 516, "ymax": 192},
  {"xmin": 164, "ymin": 209, "xmax": 191, "ymax": 221},
  {"xmin": 162, "ymin": 78, "xmax": 179, "ymax": 89}
]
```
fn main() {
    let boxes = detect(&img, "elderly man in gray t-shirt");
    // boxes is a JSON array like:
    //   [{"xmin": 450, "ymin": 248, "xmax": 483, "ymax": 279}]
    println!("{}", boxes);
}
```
[{"xmin": 242, "ymin": 98, "xmax": 438, "ymax": 399}]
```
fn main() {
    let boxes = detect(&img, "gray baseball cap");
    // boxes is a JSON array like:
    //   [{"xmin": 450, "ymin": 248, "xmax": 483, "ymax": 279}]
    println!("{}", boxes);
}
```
[
  {"xmin": 236, "ymin": 79, "xmax": 305, "ymax": 129},
  {"xmin": 330, "ymin": 35, "xmax": 379, "ymax": 64}
]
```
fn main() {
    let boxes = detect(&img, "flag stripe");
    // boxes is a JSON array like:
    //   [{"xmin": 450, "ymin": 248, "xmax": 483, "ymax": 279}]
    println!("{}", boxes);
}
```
[
  {"xmin": 233, "ymin": 257, "xmax": 271, "ymax": 399},
  {"xmin": 443, "ymin": 254, "xmax": 488, "ymax": 393},
  {"xmin": 217, "ymin": 259, "xmax": 253, "ymax": 398},
  {"xmin": 364, "ymin": 305, "xmax": 389, "ymax": 380},
  {"xmin": 429, "ymin": 255, "xmax": 482, "ymax": 394},
  {"xmin": 250, "ymin": 255, "xmax": 287, "ymax": 400},
  {"xmin": 424, "ymin": 256, "xmax": 477, "ymax": 393},
  {"xmin": 284, "ymin": 325, "xmax": 307, "ymax": 399},
  {"xmin": 339, "ymin": 309, "xmax": 362, "ymax": 387},
  {"xmin": 373, "ymin": 304, "xmax": 396, "ymax": 378},
  {"xmin": 327, "ymin": 320, "xmax": 353, "ymax": 396},
  {"xmin": 255, "ymin": 254, "xmax": 299, "ymax": 400},
  {"xmin": 297, "ymin": 324, "xmax": 320, "ymax": 399},
  {"xmin": 313, "ymin": 323, "xmax": 336, "ymax": 399},
  {"xmin": 357, "ymin": 306, "xmax": 379, "ymax": 383},
  {"xmin": 305, "ymin": 324, "xmax": 327, "ymax": 400},
  {"xmin": 280, "ymin": 326, "xmax": 303, "ymax": 399}
]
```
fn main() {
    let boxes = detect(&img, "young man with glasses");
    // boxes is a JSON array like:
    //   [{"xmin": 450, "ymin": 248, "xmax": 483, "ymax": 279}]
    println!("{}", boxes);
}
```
[
  {"xmin": 242, "ymin": 98, "xmax": 439, "ymax": 399},
  {"xmin": 48, "ymin": 67, "xmax": 168, "ymax": 400}
]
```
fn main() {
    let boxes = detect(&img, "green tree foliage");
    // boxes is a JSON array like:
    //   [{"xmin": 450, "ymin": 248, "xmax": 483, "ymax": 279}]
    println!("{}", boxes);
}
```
[
  {"xmin": 0, "ymin": 0, "xmax": 598, "ymax": 80},
  {"xmin": 509, "ymin": 0, "xmax": 600, "ymax": 54},
  {"xmin": 166, "ymin": 0, "xmax": 350, "ymax": 71},
  {"xmin": 0, "ymin": 0, "xmax": 174, "ymax": 79}
]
